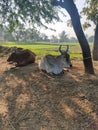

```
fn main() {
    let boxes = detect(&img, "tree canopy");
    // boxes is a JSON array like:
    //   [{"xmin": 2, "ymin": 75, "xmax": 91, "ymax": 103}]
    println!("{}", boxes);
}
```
[
  {"xmin": 82, "ymin": 0, "xmax": 98, "ymax": 61},
  {"xmin": 82, "ymin": 0, "xmax": 98, "ymax": 25},
  {"xmin": 0, "ymin": 0, "xmax": 60, "ymax": 32}
]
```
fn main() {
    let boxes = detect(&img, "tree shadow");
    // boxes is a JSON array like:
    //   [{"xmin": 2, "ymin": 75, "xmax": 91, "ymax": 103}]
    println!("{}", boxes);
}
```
[{"xmin": 0, "ymin": 61, "xmax": 98, "ymax": 130}]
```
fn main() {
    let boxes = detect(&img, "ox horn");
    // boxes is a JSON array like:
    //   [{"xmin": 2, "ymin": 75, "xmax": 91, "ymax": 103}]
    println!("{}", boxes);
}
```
[
  {"xmin": 59, "ymin": 45, "xmax": 62, "ymax": 53},
  {"xmin": 65, "ymin": 45, "xmax": 69, "ymax": 53}
]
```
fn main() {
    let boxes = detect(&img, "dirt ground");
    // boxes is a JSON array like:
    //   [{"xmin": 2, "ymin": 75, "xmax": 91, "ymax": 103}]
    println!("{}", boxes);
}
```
[{"xmin": 0, "ymin": 47, "xmax": 98, "ymax": 130}]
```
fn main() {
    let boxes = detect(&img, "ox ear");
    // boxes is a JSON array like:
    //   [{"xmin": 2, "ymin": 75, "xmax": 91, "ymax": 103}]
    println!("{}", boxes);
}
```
[
  {"xmin": 65, "ymin": 45, "xmax": 69, "ymax": 53},
  {"xmin": 59, "ymin": 45, "xmax": 62, "ymax": 53},
  {"xmin": 13, "ymin": 47, "xmax": 17, "ymax": 53}
]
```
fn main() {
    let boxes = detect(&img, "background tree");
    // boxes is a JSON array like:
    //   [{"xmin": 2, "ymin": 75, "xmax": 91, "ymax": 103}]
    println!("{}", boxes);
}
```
[
  {"xmin": 51, "ymin": 35, "xmax": 59, "ymax": 43},
  {"xmin": 59, "ymin": 31, "xmax": 69, "ymax": 42},
  {"xmin": 4, "ymin": 30, "xmax": 15, "ymax": 41},
  {"xmin": 69, "ymin": 37, "xmax": 78, "ymax": 43},
  {"xmin": 82, "ymin": 0, "xmax": 98, "ymax": 60},
  {"xmin": 0, "ymin": 28, "xmax": 15, "ymax": 41},
  {"xmin": 88, "ymin": 36, "xmax": 94, "ymax": 43},
  {"xmin": 52, "ymin": 0, "xmax": 94, "ymax": 74}
]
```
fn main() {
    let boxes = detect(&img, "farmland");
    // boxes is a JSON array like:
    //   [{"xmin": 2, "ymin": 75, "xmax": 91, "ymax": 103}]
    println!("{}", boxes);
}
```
[
  {"xmin": 0, "ymin": 41, "xmax": 93, "ymax": 59},
  {"xmin": 2, "ymin": 42, "xmax": 84, "ymax": 58}
]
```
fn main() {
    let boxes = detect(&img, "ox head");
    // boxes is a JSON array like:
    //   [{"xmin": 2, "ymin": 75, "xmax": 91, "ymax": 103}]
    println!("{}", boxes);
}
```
[
  {"xmin": 7, "ymin": 53, "xmax": 17, "ymax": 62},
  {"xmin": 59, "ymin": 45, "xmax": 72, "ymax": 68}
]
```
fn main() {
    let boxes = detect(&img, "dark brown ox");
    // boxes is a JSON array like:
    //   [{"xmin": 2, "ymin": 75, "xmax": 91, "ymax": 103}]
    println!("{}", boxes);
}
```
[{"xmin": 7, "ymin": 49, "xmax": 36, "ymax": 67}]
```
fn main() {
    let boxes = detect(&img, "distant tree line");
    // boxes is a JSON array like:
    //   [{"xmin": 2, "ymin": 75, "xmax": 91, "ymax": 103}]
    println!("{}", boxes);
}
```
[{"xmin": 0, "ymin": 28, "xmax": 94, "ymax": 43}]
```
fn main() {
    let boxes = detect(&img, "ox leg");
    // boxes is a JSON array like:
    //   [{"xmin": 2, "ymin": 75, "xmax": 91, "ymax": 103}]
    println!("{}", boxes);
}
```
[
  {"xmin": 15, "ymin": 64, "xmax": 19, "ymax": 67},
  {"xmin": 52, "ymin": 70, "xmax": 65, "ymax": 76}
]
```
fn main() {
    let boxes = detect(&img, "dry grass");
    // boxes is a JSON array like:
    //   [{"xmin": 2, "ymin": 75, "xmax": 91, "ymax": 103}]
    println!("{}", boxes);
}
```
[{"xmin": 0, "ymin": 46, "xmax": 98, "ymax": 130}]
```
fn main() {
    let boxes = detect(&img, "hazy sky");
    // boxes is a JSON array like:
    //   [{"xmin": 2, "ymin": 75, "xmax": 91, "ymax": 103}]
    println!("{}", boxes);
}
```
[{"xmin": 40, "ymin": 0, "xmax": 95, "ymax": 38}]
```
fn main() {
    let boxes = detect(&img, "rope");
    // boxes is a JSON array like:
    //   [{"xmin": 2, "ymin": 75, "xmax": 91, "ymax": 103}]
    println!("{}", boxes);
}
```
[{"xmin": 83, "ymin": 57, "xmax": 91, "ymax": 60}]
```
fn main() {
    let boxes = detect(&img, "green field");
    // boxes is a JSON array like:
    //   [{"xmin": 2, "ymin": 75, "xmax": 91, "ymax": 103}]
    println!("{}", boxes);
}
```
[{"xmin": 0, "ymin": 42, "xmax": 93, "ymax": 59}]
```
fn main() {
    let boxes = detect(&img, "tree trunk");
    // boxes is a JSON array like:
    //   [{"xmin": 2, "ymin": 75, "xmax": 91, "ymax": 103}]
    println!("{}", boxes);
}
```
[
  {"xmin": 64, "ymin": 1, "xmax": 94, "ymax": 74},
  {"xmin": 52, "ymin": 0, "xmax": 94, "ymax": 74},
  {"xmin": 93, "ymin": 24, "xmax": 98, "ymax": 61}
]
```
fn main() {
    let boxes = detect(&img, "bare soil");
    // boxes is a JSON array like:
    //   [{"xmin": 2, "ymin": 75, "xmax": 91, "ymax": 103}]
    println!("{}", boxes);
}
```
[{"xmin": 0, "ymin": 47, "xmax": 98, "ymax": 130}]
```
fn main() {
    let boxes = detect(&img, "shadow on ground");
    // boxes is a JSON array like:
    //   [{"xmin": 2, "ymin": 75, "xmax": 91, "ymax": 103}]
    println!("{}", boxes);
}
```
[{"xmin": 0, "ymin": 56, "xmax": 98, "ymax": 130}]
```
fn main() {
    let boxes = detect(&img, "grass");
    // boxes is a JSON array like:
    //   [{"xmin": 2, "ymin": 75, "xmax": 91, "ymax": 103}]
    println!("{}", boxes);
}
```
[{"xmin": 0, "ymin": 41, "xmax": 91, "ymax": 59}]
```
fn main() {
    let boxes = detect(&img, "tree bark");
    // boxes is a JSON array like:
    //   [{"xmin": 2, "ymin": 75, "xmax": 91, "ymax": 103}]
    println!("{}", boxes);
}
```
[
  {"xmin": 93, "ymin": 24, "xmax": 98, "ymax": 61},
  {"xmin": 52, "ymin": 0, "xmax": 94, "ymax": 74}
]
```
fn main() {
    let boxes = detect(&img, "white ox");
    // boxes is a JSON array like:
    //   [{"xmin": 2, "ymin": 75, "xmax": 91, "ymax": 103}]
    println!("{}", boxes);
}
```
[{"xmin": 39, "ymin": 45, "xmax": 72, "ymax": 75}]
